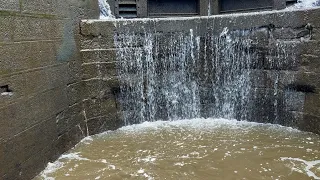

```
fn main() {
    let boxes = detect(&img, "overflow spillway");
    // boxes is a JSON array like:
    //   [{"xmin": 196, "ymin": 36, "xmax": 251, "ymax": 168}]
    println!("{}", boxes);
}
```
[
  {"xmin": 80, "ymin": 8, "xmax": 320, "ymax": 134},
  {"xmin": 115, "ymin": 27, "xmax": 255, "ymax": 124},
  {"xmin": 114, "ymin": 19, "xmax": 299, "ymax": 126}
]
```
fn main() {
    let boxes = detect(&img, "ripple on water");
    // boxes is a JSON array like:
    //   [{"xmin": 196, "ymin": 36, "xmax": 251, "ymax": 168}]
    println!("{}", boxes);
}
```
[{"xmin": 34, "ymin": 118, "xmax": 320, "ymax": 180}]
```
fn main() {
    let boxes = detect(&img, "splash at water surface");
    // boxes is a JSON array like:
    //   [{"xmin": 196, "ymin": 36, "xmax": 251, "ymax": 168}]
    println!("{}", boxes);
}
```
[{"xmin": 35, "ymin": 118, "xmax": 320, "ymax": 180}]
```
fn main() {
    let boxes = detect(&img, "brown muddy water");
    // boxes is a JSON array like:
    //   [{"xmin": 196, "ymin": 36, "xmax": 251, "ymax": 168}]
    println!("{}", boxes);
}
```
[{"xmin": 35, "ymin": 118, "xmax": 320, "ymax": 180}]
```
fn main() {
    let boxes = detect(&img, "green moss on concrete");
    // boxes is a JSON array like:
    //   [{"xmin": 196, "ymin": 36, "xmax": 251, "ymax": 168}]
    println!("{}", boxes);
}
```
[
  {"xmin": 0, "ymin": 10, "xmax": 17, "ymax": 17},
  {"xmin": 0, "ymin": 10, "xmax": 60, "ymax": 20},
  {"xmin": 30, "ymin": 12, "xmax": 58, "ymax": 19},
  {"xmin": 19, "ymin": 0, "xmax": 23, "ymax": 12}
]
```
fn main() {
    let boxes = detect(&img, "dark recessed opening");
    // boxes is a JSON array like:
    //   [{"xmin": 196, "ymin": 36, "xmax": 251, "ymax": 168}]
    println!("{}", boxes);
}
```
[
  {"xmin": 0, "ymin": 85, "xmax": 12, "ymax": 93},
  {"xmin": 111, "ymin": 86, "xmax": 121, "ymax": 97},
  {"xmin": 119, "ymin": 4, "xmax": 137, "ymax": 11},
  {"xmin": 286, "ymin": 84, "xmax": 317, "ymax": 93},
  {"xmin": 220, "ymin": 0, "xmax": 272, "ymax": 13},
  {"xmin": 148, "ymin": 0, "xmax": 199, "ymax": 16},
  {"xmin": 286, "ymin": 0, "xmax": 298, "ymax": 6},
  {"xmin": 0, "ymin": 85, "xmax": 13, "ymax": 96}
]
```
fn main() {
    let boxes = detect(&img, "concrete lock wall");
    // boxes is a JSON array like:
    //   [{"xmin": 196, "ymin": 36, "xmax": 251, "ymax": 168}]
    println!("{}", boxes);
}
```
[
  {"xmin": 0, "ymin": 1, "xmax": 100, "ymax": 179},
  {"xmin": 80, "ymin": 7, "xmax": 320, "ymax": 135},
  {"xmin": 1, "ymin": 0, "xmax": 320, "ymax": 179}
]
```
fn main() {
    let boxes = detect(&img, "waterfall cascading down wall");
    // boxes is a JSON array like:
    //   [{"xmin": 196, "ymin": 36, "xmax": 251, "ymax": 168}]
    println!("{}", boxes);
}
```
[
  {"xmin": 80, "ymin": 8, "xmax": 320, "ymax": 135},
  {"xmin": 115, "ymin": 27, "xmax": 255, "ymax": 124},
  {"xmin": 114, "ymin": 21, "xmax": 300, "ymax": 126}
]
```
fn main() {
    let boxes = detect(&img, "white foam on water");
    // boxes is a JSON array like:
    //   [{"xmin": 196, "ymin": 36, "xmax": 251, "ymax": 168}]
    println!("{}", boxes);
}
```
[
  {"xmin": 138, "ymin": 156, "xmax": 157, "ymax": 163},
  {"xmin": 108, "ymin": 165, "xmax": 116, "ymax": 170},
  {"xmin": 174, "ymin": 162, "xmax": 185, "ymax": 166},
  {"xmin": 129, "ymin": 169, "xmax": 154, "ymax": 180},
  {"xmin": 59, "ymin": 152, "xmax": 89, "ymax": 161},
  {"xmin": 143, "ymin": 173, "xmax": 154, "ymax": 180},
  {"xmin": 80, "ymin": 136, "xmax": 94, "ymax": 145},
  {"xmin": 38, "ymin": 118, "xmax": 319, "ymax": 179},
  {"xmin": 281, "ymin": 157, "xmax": 320, "ymax": 179},
  {"xmin": 137, "ymin": 169, "xmax": 145, "ymax": 174},
  {"xmin": 81, "ymin": 136, "xmax": 93, "ymax": 142},
  {"xmin": 115, "ymin": 118, "xmax": 301, "ymax": 133},
  {"xmin": 39, "ymin": 162, "xmax": 64, "ymax": 180}
]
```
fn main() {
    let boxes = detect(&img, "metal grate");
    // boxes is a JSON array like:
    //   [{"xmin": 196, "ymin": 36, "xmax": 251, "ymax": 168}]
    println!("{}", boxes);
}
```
[{"xmin": 119, "ymin": 0, "xmax": 137, "ymax": 18}]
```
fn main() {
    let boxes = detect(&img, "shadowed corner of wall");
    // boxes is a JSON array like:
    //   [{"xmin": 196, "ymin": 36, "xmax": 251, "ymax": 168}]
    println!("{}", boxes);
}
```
[{"xmin": 57, "ymin": 20, "xmax": 77, "ymax": 62}]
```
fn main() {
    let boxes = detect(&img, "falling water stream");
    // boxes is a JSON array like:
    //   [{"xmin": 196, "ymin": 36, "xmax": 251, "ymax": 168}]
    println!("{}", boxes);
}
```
[
  {"xmin": 115, "ymin": 26, "xmax": 254, "ymax": 125},
  {"xmin": 35, "ymin": 17, "xmax": 320, "ymax": 179}
]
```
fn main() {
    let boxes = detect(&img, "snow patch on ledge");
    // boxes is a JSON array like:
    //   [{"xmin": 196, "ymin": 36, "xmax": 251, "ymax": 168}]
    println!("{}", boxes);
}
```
[{"xmin": 287, "ymin": 0, "xmax": 320, "ymax": 9}]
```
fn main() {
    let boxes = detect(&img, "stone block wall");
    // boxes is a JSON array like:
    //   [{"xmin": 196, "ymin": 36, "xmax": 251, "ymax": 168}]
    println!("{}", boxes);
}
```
[
  {"xmin": 80, "ymin": 8, "xmax": 320, "ymax": 135},
  {"xmin": 0, "ymin": 1, "xmax": 99, "ymax": 179},
  {"xmin": 80, "ymin": 21, "xmax": 124, "ymax": 134}
]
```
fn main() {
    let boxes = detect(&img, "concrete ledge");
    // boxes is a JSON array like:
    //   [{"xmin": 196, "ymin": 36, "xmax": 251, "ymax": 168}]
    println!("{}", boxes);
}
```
[{"xmin": 81, "ymin": 7, "xmax": 320, "ymax": 36}]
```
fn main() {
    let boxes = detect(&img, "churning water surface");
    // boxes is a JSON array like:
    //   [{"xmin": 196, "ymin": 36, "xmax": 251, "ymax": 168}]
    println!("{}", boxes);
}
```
[{"xmin": 36, "ymin": 118, "xmax": 320, "ymax": 180}]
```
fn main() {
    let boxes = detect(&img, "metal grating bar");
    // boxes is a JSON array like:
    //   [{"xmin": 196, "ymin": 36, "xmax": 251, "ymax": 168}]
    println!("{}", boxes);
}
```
[
  {"xmin": 119, "ymin": 0, "xmax": 137, "ymax": 5},
  {"xmin": 119, "ymin": 7, "xmax": 137, "ymax": 12}
]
